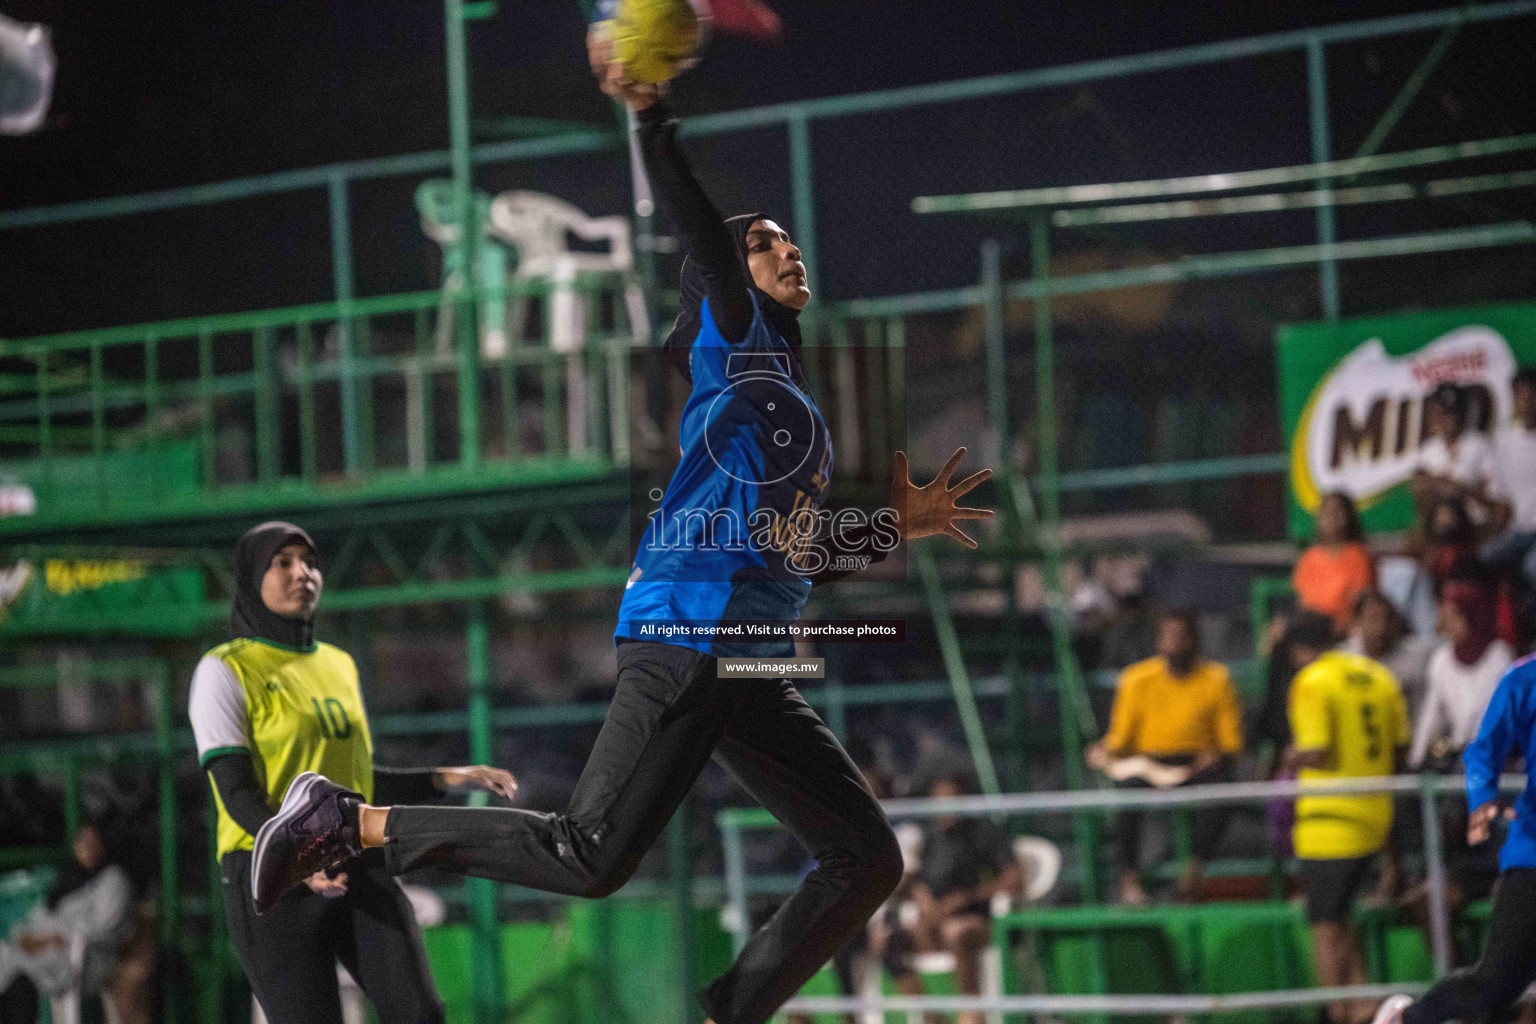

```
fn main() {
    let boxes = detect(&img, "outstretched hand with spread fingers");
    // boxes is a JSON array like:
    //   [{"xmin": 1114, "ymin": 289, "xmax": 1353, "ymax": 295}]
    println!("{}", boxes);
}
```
[
  {"xmin": 891, "ymin": 448, "xmax": 995, "ymax": 549},
  {"xmin": 434, "ymin": 765, "xmax": 519, "ymax": 803}
]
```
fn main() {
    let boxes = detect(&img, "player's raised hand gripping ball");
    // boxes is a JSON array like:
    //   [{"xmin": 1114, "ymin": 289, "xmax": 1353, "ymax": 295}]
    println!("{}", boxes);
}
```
[{"xmin": 591, "ymin": 0, "xmax": 708, "ymax": 86}]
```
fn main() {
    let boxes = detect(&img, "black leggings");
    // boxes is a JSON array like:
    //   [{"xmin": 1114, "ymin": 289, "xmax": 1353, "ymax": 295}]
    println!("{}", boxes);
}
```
[
  {"xmin": 1115, "ymin": 761, "xmax": 1230, "ymax": 872},
  {"xmin": 221, "ymin": 849, "xmax": 444, "ymax": 1024},
  {"xmin": 381, "ymin": 641, "xmax": 904, "ymax": 1024},
  {"xmin": 0, "ymin": 977, "xmax": 37, "ymax": 1024},
  {"xmin": 1404, "ymin": 868, "xmax": 1536, "ymax": 1024}
]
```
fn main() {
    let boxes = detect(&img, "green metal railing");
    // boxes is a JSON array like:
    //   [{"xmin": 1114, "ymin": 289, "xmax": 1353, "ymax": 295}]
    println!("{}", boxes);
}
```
[
  {"xmin": 722, "ymin": 773, "xmax": 1529, "ymax": 1017},
  {"xmin": 0, "ymin": 296, "xmax": 914, "ymax": 537},
  {"xmin": 0, "ymin": 659, "xmax": 179, "ymax": 1023},
  {"xmin": 0, "ymin": 284, "xmax": 637, "ymax": 530}
]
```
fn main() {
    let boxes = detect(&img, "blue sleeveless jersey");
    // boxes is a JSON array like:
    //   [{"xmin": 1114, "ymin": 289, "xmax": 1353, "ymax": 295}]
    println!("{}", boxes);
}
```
[{"xmin": 616, "ymin": 297, "xmax": 831, "ymax": 657}]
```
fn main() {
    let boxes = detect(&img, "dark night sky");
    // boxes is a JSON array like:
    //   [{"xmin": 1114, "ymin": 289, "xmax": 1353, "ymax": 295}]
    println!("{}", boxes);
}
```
[{"xmin": 1, "ymin": 1, "xmax": 1533, "ymax": 336}]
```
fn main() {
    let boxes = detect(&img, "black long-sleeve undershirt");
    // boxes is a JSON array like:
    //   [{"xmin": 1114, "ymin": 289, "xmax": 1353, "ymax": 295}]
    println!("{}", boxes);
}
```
[
  {"xmin": 205, "ymin": 752, "xmax": 273, "ymax": 836},
  {"xmin": 205, "ymin": 752, "xmax": 441, "ymax": 836},
  {"xmin": 635, "ymin": 101, "xmax": 755, "ymax": 346},
  {"xmin": 635, "ymin": 101, "xmax": 894, "ymax": 585}
]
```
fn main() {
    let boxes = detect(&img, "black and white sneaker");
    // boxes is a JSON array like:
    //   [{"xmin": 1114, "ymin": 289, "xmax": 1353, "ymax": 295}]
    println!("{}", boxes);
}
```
[
  {"xmin": 1370, "ymin": 994, "xmax": 1414, "ymax": 1024},
  {"xmin": 250, "ymin": 771, "xmax": 362, "ymax": 914}
]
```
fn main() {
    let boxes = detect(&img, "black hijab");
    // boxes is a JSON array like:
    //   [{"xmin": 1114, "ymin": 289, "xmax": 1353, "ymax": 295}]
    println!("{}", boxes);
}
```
[
  {"xmin": 231, "ymin": 521, "xmax": 318, "ymax": 651},
  {"xmin": 662, "ymin": 212, "xmax": 804, "ymax": 382}
]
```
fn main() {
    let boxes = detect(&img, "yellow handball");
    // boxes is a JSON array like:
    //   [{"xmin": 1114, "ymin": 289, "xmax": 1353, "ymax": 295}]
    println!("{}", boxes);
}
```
[{"xmin": 600, "ymin": 0, "xmax": 708, "ymax": 85}]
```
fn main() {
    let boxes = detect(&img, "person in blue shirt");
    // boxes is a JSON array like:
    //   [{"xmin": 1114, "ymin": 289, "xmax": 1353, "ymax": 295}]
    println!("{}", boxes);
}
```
[
  {"xmin": 1372, "ymin": 654, "xmax": 1536, "ymax": 1024},
  {"xmin": 248, "ymin": 40, "xmax": 995, "ymax": 1024}
]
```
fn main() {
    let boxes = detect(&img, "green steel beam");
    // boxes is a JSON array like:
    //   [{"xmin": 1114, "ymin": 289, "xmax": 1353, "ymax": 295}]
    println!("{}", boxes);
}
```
[
  {"xmin": 323, "ymin": 566, "xmax": 629, "ymax": 610},
  {"xmin": 0, "ymin": 288, "xmax": 444, "ymax": 354},
  {"xmin": 0, "ymin": 658, "xmax": 169, "ymax": 687},
  {"xmin": 1027, "ymin": 215, "xmax": 1103, "ymax": 917},
  {"xmin": 912, "ymin": 133, "xmax": 1536, "ymax": 213},
  {"xmin": 1005, "ymin": 221, "xmax": 1536, "ymax": 299},
  {"xmin": 0, "ymin": 661, "xmax": 1269, "ymax": 773},
  {"xmin": 0, "ymin": 564, "xmax": 630, "ymax": 638},
  {"xmin": 1050, "ymin": 169, "xmax": 1536, "ymax": 226},
  {"xmin": 0, "ymin": 130, "xmax": 622, "ymax": 232},
  {"xmin": 680, "ymin": 2, "xmax": 1536, "ymax": 132},
  {"xmin": 915, "ymin": 544, "xmax": 1001, "ymax": 796},
  {"xmin": 327, "ymin": 168, "xmax": 362, "ymax": 476},
  {"xmin": 668, "ymin": 805, "xmax": 699, "ymax": 1024},
  {"xmin": 788, "ymin": 110, "xmax": 818, "ymax": 300},
  {"xmin": 983, "ymin": 239, "xmax": 1030, "ymax": 790},
  {"xmin": 0, "ymin": 458, "xmax": 617, "ymax": 540},
  {"xmin": 3, "ymin": 4, "xmax": 1532, "ymax": 233},
  {"xmin": 446, "ymin": 0, "xmax": 481, "ymax": 473},
  {"xmin": 1354, "ymin": 14, "xmax": 1465, "ymax": 162},
  {"xmin": 1056, "ymin": 453, "xmax": 1288, "ymax": 491},
  {"xmin": 1306, "ymin": 36, "xmax": 1341, "ymax": 321},
  {"xmin": 473, "ymin": 115, "xmax": 609, "ymax": 138},
  {"xmin": 838, "ymin": 220, "xmax": 1535, "ymax": 321},
  {"xmin": 153, "ymin": 663, "xmax": 180, "ymax": 978},
  {"xmin": 463, "ymin": 603, "xmax": 503, "ymax": 1024}
]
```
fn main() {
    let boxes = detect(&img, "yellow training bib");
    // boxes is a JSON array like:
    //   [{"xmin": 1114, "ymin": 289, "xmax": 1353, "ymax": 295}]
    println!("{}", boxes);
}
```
[{"xmin": 202, "ymin": 638, "xmax": 374, "ymax": 860}]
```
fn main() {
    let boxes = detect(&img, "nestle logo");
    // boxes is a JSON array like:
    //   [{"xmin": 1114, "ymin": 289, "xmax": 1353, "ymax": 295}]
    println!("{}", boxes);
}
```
[{"xmin": 1409, "ymin": 349, "xmax": 1487, "ymax": 385}]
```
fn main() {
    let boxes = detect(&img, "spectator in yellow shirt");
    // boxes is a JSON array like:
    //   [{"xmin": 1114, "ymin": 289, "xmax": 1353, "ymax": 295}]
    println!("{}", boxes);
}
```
[
  {"xmin": 1284, "ymin": 611, "xmax": 1410, "ymax": 1024},
  {"xmin": 1087, "ymin": 608, "xmax": 1244, "ymax": 906}
]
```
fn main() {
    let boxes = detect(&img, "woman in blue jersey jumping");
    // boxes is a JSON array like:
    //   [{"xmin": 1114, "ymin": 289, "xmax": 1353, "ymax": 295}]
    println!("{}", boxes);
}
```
[
  {"xmin": 248, "ymin": 49, "xmax": 993, "ymax": 1024},
  {"xmin": 1371, "ymin": 652, "xmax": 1536, "ymax": 1024}
]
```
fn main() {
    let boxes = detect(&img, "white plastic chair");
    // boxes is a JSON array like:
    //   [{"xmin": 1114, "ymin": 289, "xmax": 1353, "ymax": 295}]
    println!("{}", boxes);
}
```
[
  {"xmin": 487, "ymin": 190, "xmax": 648, "ymax": 354},
  {"xmin": 488, "ymin": 190, "xmax": 648, "ymax": 454},
  {"xmin": 415, "ymin": 180, "xmax": 509, "ymax": 360}
]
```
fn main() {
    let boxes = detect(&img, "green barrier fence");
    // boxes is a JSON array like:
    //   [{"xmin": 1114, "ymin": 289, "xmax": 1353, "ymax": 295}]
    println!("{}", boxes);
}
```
[{"xmin": 723, "ymin": 775, "xmax": 1528, "ymax": 1021}]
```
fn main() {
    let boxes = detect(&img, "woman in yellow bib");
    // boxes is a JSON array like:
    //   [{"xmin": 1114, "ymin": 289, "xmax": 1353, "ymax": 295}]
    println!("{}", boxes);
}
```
[{"xmin": 188, "ymin": 522, "xmax": 516, "ymax": 1024}]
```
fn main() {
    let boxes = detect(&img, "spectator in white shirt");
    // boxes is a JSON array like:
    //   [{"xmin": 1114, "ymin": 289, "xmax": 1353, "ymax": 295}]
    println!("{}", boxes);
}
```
[
  {"xmin": 1414, "ymin": 384, "xmax": 1497, "ymax": 517},
  {"xmin": 1409, "ymin": 578, "xmax": 1513, "ymax": 770},
  {"xmin": 1480, "ymin": 367, "xmax": 1536, "ymax": 590}
]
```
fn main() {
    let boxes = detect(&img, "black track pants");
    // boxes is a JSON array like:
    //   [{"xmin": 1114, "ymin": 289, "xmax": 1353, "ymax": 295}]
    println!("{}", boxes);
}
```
[
  {"xmin": 381, "ymin": 641, "xmax": 904, "ymax": 1024},
  {"xmin": 1404, "ymin": 868, "xmax": 1536, "ymax": 1024},
  {"xmin": 1115, "ymin": 761, "xmax": 1231, "ymax": 871},
  {"xmin": 221, "ymin": 849, "xmax": 444, "ymax": 1024}
]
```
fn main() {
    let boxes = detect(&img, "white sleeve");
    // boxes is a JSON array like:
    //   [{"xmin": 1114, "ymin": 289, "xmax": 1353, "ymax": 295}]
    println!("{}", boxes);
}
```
[
  {"xmin": 1409, "ymin": 650, "xmax": 1449, "ymax": 768},
  {"xmin": 188, "ymin": 656, "xmax": 249, "ymax": 764}
]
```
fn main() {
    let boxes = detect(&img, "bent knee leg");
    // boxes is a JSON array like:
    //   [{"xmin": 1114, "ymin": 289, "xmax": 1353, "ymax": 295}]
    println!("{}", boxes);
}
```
[
  {"xmin": 821, "ymin": 823, "xmax": 903, "ymax": 909},
  {"xmin": 571, "ymin": 847, "xmax": 642, "ymax": 899}
]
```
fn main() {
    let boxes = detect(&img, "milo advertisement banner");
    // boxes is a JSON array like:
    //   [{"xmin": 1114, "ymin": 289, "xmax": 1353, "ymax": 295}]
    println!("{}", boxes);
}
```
[{"xmin": 1279, "ymin": 301, "xmax": 1536, "ymax": 539}]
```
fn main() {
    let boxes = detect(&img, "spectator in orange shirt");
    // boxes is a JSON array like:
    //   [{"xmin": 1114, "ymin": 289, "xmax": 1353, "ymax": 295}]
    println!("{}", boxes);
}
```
[
  {"xmin": 1295, "ymin": 492, "xmax": 1376, "ymax": 633},
  {"xmin": 1087, "ymin": 609, "xmax": 1244, "ymax": 905}
]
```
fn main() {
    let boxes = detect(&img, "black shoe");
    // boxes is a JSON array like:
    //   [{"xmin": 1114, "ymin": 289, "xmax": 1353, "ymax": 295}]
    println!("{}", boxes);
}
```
[{"xmin": 250, "ymin": 771, "xmax": 362, "ymax": 914}]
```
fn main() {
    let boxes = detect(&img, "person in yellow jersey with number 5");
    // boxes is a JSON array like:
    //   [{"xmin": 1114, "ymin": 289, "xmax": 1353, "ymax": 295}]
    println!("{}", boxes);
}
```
[
  {"xmin": 1283, "ymin": 611, "xmax": 1410, "ymax": 1024},
  {"xmin": 188, "ymin": 522, "xmax": 518, "ymax": 1024}
]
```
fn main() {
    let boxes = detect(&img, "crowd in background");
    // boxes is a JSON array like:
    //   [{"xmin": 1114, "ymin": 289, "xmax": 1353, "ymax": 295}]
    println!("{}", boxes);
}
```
[{"xmin": 1064, "ymin": 369, "xmax": 1536, "ymax": 1024}]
